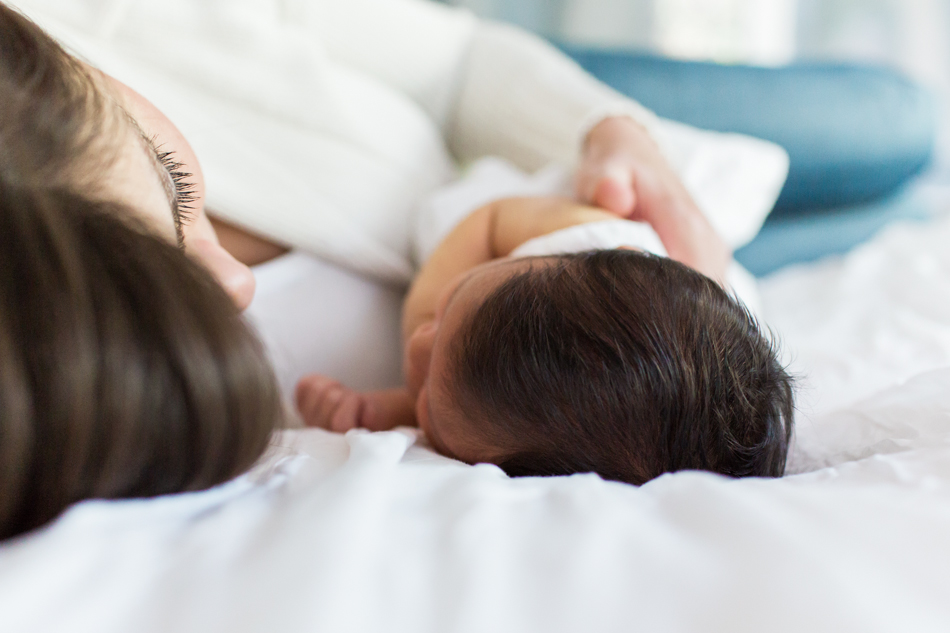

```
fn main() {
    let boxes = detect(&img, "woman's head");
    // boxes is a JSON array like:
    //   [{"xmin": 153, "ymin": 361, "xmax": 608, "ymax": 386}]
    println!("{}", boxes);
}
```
[
  {"xmin": 0, "ymin": 2, "xmax": 255, "ymax": 309},
  {"xmin": 411, "ymin": 250, "xmax": 794, "ymax": 484},
  {"xmin": 0, "ymin": 4, "xmax": 281, "ymax": 540}
]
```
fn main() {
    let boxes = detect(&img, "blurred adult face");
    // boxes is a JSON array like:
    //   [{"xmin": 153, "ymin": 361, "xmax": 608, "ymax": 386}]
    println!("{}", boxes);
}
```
[{"xmin": 98, "ymin": 74, "xmax": 256, "ymax": 310}]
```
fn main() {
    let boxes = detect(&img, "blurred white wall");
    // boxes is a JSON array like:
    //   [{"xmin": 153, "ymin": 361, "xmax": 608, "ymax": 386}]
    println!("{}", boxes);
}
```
[
  {"xmin": 447, "ymin": 1, "xmax": 950, "ymax": 127},
  {"xmin": 447, "ymin": 0, "xmax": 950, "ymax": 76},
  {"xmin": 446, "ymin": 0, "xmax": 950, "ymax": 172},
  {"xmin": 448, "ymin": 0, "xmax": 798, "ymax": 64},
  {"xmin": 559, "ymin": 0, "xmax": 654, "ymax": 50},
  {"xmin": 653, "ymin": 0, "xmax": 797, "ymax": 64},
  {"xmin": 797, "ymin": 0, "xmax": 950, "ymax": 91}
]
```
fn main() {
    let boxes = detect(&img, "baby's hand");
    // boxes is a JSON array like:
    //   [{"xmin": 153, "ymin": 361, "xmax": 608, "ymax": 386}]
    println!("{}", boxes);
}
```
[{"xmin": 295, "ymin": 374, "xmax": 367, "ymax": 433}]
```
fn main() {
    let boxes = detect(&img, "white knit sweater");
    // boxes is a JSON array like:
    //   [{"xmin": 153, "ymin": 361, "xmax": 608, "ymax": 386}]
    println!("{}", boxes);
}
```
[{"xmin": 12, "ymin": 0, "xmax": 788, "ymax": 283}]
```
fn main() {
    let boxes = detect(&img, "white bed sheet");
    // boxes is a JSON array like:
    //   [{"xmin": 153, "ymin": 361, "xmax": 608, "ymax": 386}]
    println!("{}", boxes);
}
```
[{"xmin": 5, "ymin": 209, "xmax": 950, "ymax": 632}]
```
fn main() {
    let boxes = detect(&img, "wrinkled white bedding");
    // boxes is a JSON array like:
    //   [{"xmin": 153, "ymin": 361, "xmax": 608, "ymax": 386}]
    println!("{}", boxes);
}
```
[
  {"xmin": 4, "ymin": 3, "xmax": 947, "ymax": 630},
  {"xmin": 3, "ymin": 204, "xmax": 950, "ymax": 632}
]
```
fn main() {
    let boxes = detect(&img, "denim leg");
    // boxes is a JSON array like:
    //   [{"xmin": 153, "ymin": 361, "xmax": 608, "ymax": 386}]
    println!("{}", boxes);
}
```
[{"xmin": 562, "ymin": 47, "xmax": 936, "ymax": 216}]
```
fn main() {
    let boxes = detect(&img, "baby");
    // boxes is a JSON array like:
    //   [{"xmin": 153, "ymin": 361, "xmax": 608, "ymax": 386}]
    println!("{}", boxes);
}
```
[{"xmin": 295, "ymin": 175, "xmax": 794, "ymax": 485}]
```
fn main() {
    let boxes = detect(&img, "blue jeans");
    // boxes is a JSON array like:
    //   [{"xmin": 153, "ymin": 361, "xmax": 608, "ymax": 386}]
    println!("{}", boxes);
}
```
[{"xmin": 562, "ymin": 47, "xmax": 936, "ymax": 216}]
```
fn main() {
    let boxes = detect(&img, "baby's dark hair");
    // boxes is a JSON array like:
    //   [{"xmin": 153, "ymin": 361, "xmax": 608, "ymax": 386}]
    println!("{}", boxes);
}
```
[{"xmin": 447, "ymin": 250, "xmax": 794, "ymax": 485}]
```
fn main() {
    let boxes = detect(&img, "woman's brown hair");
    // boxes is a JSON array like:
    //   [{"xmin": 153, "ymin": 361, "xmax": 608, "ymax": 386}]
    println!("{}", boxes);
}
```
[{"xmin": 0, "ymin": 4, "xmax": 282, "ymax": 540}]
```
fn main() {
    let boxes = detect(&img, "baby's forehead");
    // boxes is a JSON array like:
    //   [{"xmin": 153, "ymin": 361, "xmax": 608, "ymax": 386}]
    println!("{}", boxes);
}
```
[
  {"xmin": 503, "ymin": 253, "xmax": 571, "ymax": 270},
  {"xmin": 504, "ymin": 250, "xmax": 648, "ymax": 278},
  {"xmin": 508, "ymin": 249, "xmax": 646, "ymax": 265},
  {"xmin": 464, "ymin": 254, "xmax": 562, "ymax": 289}
]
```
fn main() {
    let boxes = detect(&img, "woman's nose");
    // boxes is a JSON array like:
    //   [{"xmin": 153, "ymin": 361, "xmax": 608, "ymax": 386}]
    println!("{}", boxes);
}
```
[{"xmin": 187, "ymin": 238, "xmax": 257, "ymax": 311}]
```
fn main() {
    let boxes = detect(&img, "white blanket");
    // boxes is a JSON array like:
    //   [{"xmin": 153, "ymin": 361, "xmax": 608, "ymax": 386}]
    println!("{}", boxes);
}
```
[
  {"xmin": 4, "ymin": 209, "xmax": 950, "ymax": 632},
  {"xmin": 2, "ymin": 2, "xmax": 947, "ymax": 628}
]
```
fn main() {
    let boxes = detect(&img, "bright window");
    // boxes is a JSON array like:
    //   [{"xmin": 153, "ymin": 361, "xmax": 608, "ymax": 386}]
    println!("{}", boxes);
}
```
[{"xmin": 654, "ymin": 0, "xmax": 797, "ymax": 65}]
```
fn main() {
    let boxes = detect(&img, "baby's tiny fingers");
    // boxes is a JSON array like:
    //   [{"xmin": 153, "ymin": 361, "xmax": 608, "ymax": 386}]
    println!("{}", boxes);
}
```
[
  {"xmin": 330, "ymin": 392, "xmax": 364, "ymax": 433},
  {"xmin": 295, "ymin": 381, "xmax": 324, "ymax": 427},
  {"xmin": 315, "ymin": 385, "xmax": 346, "ymax": 429},
  {"xmin": 295, "ymin": 374, "xmax": 343, "ymax": 429},
  {"xmin": 295, "ymin": 374, "xmax": 335, "ymax": 411}
]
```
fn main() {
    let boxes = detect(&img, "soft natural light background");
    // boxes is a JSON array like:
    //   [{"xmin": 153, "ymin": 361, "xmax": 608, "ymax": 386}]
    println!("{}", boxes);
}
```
[
  {"xmin": 447, "ymin": 0, "xmax": 798, "ymax": 63},
  {"xmin": 651, "ymin": 0, "xmax": 797, "ymax": 65},
  {"xmin": 446, "ymin": 1, "xmax": 950, "ymax": 89},
  {"xmin": 446, "ymin": 0, "xmax": 950, "ymax": 71},
  {"xmin": 446, "ymin": 0, "xmax": 950, "ymax": 176}
]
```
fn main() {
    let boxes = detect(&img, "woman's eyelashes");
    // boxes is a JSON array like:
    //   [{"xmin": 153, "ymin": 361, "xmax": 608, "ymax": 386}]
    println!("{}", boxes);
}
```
[
  {"xmin": 156, "ymin": 147, "xmax": 198, "ymax": 225},
  {"xmin": 143, "ymin": 133, "xmax": 198, "ymax": 244}
]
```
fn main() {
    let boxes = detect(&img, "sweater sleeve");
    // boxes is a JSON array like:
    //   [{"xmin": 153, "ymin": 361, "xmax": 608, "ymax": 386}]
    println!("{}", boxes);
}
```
[
  {"xmin": 312, "ymin": 3, "xmax": 785, "ymax": 247},
  {"xmin": 444, "ymin": 21, "xmax": 660, "ymax": 171},
  {"xmin": 307, "ymin": 0, "xmax": 658, "ymax": 171},
  {"xmin": 303, "ymin": 0, "xmax": 478, "ymax": 128}
]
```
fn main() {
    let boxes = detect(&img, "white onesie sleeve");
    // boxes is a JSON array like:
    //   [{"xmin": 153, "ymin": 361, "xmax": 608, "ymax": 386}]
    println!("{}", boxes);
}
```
[
  {"xmin": 417, "ymin": 157, "xmax": 762, "ymax": 313},
  {"xmin": 511, "ymin": 222, "xmax": 763, "ymax": 315},
  {"xmin": 445, "ymin": 22, "xmax": 661, "ymax": 171}
]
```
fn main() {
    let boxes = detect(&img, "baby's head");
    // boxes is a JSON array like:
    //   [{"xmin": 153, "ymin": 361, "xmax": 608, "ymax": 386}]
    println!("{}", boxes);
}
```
[{"xmin": 406, "ymin": 250, "xmax": 794, "ymax": 484}]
